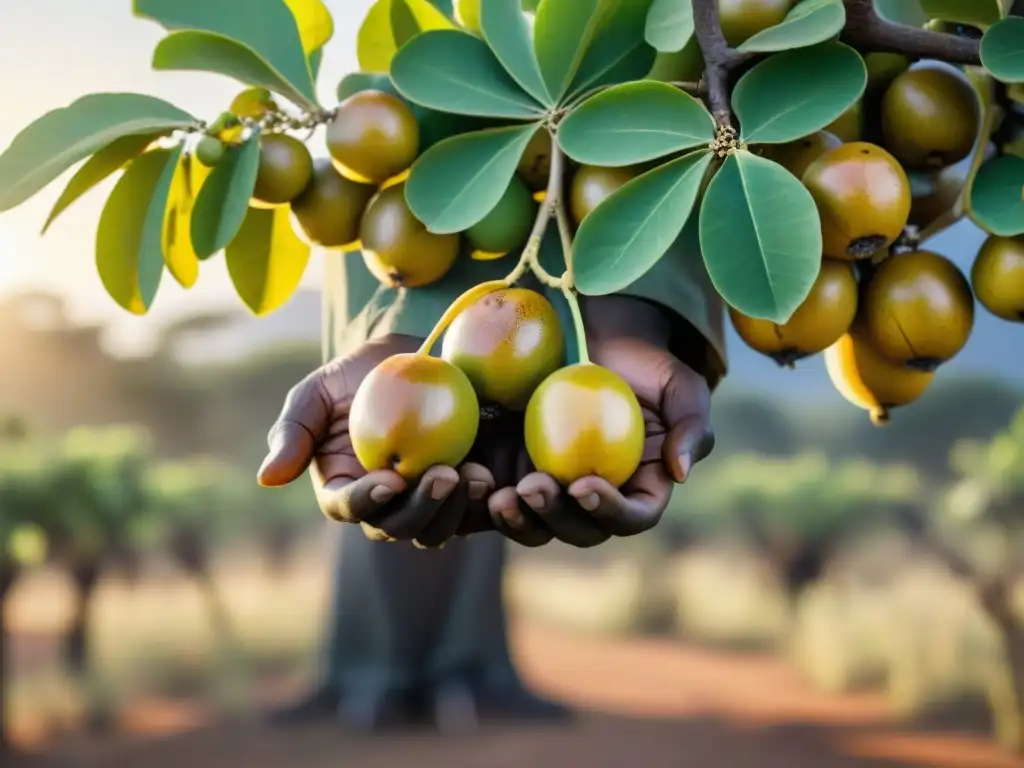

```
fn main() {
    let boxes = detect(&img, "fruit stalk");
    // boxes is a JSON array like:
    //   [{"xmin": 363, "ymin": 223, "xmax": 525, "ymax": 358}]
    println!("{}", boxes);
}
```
[
  {"xmin": 417, "ymin": 279, "xmax": 511, "ymax": 355},
  {"xmin": 553, "ymin": 202, "xmax": 591, "ymax": 364}
]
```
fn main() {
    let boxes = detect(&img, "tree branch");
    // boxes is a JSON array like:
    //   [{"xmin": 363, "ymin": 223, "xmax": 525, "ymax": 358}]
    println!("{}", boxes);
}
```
[
  {"xmin": 840, "ymin": 0, "xmax": 981, "ymax": 65},
  {"xmin": 690, "ymin": 0, "xmax": 753, "ymax": 127}
]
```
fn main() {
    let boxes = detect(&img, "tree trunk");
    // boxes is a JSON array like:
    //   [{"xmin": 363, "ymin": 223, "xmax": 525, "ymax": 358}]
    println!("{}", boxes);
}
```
[
  {"xmin": 0, "ymin": 562, "xmax": 17, "ymax": 753},
  {"xmin": 980, "ymin": 581, "xmax": 1024, "ymax": 754},
  {"xmin": 65, "ymin": 559, "xmax": 101, "ymax": 679},
  {"xmin": 195, "ymin": 567, "xmax": 234, "ymax": 645},
  {"xmin": 311, "ymin": 528, "xmax": 567, "ymax": 732}
]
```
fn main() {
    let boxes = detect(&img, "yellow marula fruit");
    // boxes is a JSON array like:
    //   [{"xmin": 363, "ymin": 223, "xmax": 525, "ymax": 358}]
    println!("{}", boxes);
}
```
[
  {"xmin": 359, "ymin": 183, "xmax": 460, "ymax": 288},
  {"xmin": 802, "ymin": 142, "xmax": 911, "ymax": 260},
  {"xmin": 348, "ymin": 354, "xmax": 480, "ymax": 480},
  {"xmin": 570, "ymin": 165, "xmax": 638, "ymax": 226},
  {"xmin": 441, "ymin": 287, "xmax": 565, "ymax": 410},
  {"xmin": 860, "ymin": 249, "xmax": 975, "ymax": 370},
  {"xmin": 971, "ymin": 235, "xmax": 1024, "ymax": 322},
  {"xmin": 825, "ymin": 331, "xmax": 934, "ymax": 425},
  {"xmin": 230, "ymin": 87, "xmax": 278, "ymax": 120},
  {"xmin": 524, "ymin": 363, "xmax": 645, "ymax": 488},
  {"xmin": 290, "ymin": 157, "xmax": 376, "ymax": 250},
  {"xmin": 881, "ymin": 67, "xmax": 980, "ymax": 172},
  {"xmin": 251, "ymin": 133, "xmax": 314, "ymax": 208},
  {"xmin": 729, "ymin": 259, "xmax": 858, "ymax": 366},
  {"xmin": 718, "ymin": 0, "xmax": 794, "ymax": 47},
  {"xmin": 327, "ymin": 90, "xmax": 420, "ymax": 185},
  {"xmin": 517, "ymin": 130, "xmax": 553, "ymax": 192},
  {"xmin": 760, "ymin": 131, "xmax": 843, "ymax": 180}
]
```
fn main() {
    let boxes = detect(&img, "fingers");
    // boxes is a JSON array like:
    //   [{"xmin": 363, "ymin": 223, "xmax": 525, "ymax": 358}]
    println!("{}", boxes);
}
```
[
  {"xmin": 488, "ymin": 487, "xmax": 553, "ymax": 547},
  {"xmin": 257, "ymin": 370, "xmax": 333, "ymax": 487},
  {"xmin": 315, "ymin": 469, "xmax": 408, "ymax": 524},
  {"xmin": 657, "ymin": 359, "xmax": 715, "ymax": 483},
  {"xmin": 361, "ymin": 465, "xmax": 460, "ymax": 541},
  {"xmin": 516, "ymin": 474, "xmax": 610, "ymax": 548},
  {"xmin": 662, "ymin": 418, "xmax": 716, "ymax": 484},
  {"xmin": 567, "ymin": 461, "xmax": 674, "ymax": 537},
  {"xmin": 413, "ymin": 464, "xmax": 494, "ymax": 549}
]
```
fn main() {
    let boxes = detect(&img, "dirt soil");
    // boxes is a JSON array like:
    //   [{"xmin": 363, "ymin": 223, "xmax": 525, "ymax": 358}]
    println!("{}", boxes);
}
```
[{"xmin": 8, "ymin": 621, "xmax": 1024, "ymax": 768}]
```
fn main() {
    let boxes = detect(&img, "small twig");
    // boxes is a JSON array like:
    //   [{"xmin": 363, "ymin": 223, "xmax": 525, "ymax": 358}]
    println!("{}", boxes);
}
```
[
  {"xmin": 690, "ymin": 0, "xmax": 754, "ymax": 127},
  {"xmin": 840, "ymin": 0, "xmax": 981, "ymax": 65},
  {"xmin": 669, "ymin": 80, "xmax": 707, "ymax": 98}
]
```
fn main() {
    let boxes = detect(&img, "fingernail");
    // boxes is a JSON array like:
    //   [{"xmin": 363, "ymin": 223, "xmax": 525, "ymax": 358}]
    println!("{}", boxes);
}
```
[
  {"xmin": 522, "ymin": 493, "xmax": 545, "ymax": 512},
  {"xmin": 431, "ymin": 476, "xmax": 458, "ymax": 500},
  {"xmin": 370, "ymin": 486, "xmax": 396, "ymax": 504},
  {"xmin": 678, "ymin": 452, "xmax": 693, "ymax": 482},
  {"xmin": 468, "ymin": 481, "xmax": 488, "ymax": 501},
  {"xmin": 575, "ymin": 492, "xmax": 599, "ymax": 511}
]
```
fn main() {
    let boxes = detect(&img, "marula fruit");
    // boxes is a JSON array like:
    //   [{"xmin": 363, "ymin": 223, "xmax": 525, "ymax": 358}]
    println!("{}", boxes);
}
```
[
  {"xmin": 971, "ymin": 235, "xmax": 1024, "ymax": 322},
  {"xmin": 730, "ymin": 259, "xmax": 858, "ymax": 366},
  {"xmin": 442, "ymin": 288, "xmax": 565, "ymax": 410},
  {"xmin": 327, "ymin": 90, "xmax": 420, "ymax": 185},
  {"xmin": 860, "ymin": 249, "xmax": 974, "ymax": 370},
  {"xmin": 524, "ymin": 363, "xmax": 645, "ymax": 488},
  {"xmin": 290, "ymin": 158, "xmax": 376, "ymax": 250},
  {"xmin": 349, "ymin": 354, "xmax": 480, "ymax": 480},
  {"xmin": 251, "ymin": 133, "xmax": 314, "ymax": 208},
  {"xmin": 824, "ymin": 331, "xmax": 934, "ymax": 425}
]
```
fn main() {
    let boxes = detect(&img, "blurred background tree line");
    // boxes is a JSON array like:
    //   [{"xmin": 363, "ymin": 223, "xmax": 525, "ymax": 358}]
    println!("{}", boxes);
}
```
[{"xmin": 3, "ymin": 287, "xmax": 1024, "ymax": 756}]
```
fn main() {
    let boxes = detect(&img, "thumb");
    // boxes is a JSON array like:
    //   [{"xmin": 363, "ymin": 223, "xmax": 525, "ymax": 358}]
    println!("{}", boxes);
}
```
[
  {"xmin": 658, "ymin": 359, "xmax": 714, "ymax": 483},
  {"xmin": 257, "ymin": 370, "xmax": 332, "ymax": 487}
]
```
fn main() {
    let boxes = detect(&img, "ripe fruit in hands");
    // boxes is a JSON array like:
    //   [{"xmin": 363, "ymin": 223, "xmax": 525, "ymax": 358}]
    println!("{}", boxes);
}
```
[
  {"xmin": 860, "ymin": 249, "xmax": 974, "ymax": 370},
  {"xmin": 524, "ymin": 364, "xmax": 645, "ymax": 488},
  {"xmin": 718, "ymin": 0, "xmax": 794, "ymax": 47},
  {"xmin": 570, "ymin": 165, "xmax": 638, "ymax": 226},
  {"xmin": 251, "ymin": 134, "xmax": 314, "ymax": 208},
  {"xmin": 349, "ymin": 354, "xmax": 480, "ymax": 480},
  {"xmin": 464, "ymin": 176, "xmax": 538, "ymax": 258},
  {"xmin": 972, "ymin": 235, "xmax": 1024, "ymax": 322},
  {"xmin": 761, "ymin": 131, "xmax": 842, "ymax": 180},
  {"xmin": 882, "ymin": 66, "xmax": 979, "ymax": 171},
  {"xmin": 824, "ymin": 331, "xmax": 934, "ymax": 425},
  {"xmin": 730, "ymin": 259, "xmax": 858, "ymax": 366},
  {"xmin": 442, "ymin": 288, "xmax": 565, "ymax": 410},
  {"xmin": 327, "ymin": 90, "xmax": 420, "ymax": 185},
  {"xmin": 290, "ymin": 158, "xmax": 376, "ymax": 250},
  {"xmin": 802, "ymin": 142, "xmax": 911, "ymax": 260},
  {"xmin": 359, "ymin": 183, "xmax": 460, "ymax": 288}
]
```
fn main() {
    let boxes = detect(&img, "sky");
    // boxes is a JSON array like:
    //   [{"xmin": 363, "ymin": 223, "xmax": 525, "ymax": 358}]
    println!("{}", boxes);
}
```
[{"xmin": 0, "ymin": 0, "xmax": 373, "ymax": 355}]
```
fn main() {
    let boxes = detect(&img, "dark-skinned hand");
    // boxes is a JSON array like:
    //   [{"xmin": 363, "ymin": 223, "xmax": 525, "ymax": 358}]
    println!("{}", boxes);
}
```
[
  {"xmin": 257, "ymin": 334, "xmax": 520, "ymax": 549},
  {"xmin": 488, "ymin": 296, "xmax": 716, "ymax": 548}
]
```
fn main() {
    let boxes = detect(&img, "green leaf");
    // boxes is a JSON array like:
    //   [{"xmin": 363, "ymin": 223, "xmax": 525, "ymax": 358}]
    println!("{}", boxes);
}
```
[
  {"xmin": 981, "ymin": 18, "xmax": 1024, "ymax": 84},
  {"xmin": 405, "ymin": 123, "xmax": 541, "ymax": 233},
  {"xmin": 481, "ymin": 0, "xmax": 553, "ymax": 105},
  {"xmin": 699, "ymin": 151, "xmax": 822, "ymax": 322},
  {"xmin": 873, "ymin": 0, "xmax": 928, "ymax": 27},
  {"xmin": 391, "ymin": 29, "xmax": 545, "ymax": 118},
  {"xmin": 573, "ymin": 149, "xmax": 713, "ymax": 295},
  {"xmin": 566, "ymin": 0, "xmax": 657, "ymax": 100},
  {"xmin": 733, "ymin": 42, "xmax": 867, "ymax": 144},
  {"xmin": 558, "ymin": 81, "xmax": 714, "ymax": 166},
  {"xmin": 0, "ymin": 93, "xmax": 196, "ymax": 213},
  {"xmin": 533, "ymin": 0, "xmax": 613, "ymax": 102},
  {"xmin": 737, "ymin": 0, "xmax": 846, "ymax": 53},
  {"xmin": 152, "ymin": 31, "xmax": 316, "ymax": 112},
  {"xmin": 95, "ymin": 147, "xmax": 181, "ymax": 315},
  {"xmin": 645, "ymin": 0, "xmax": 693, "ymax": 52},
  {"xmin": 134, "ymin": 0, "xmax": 318, "ymax": 108},
  {"xmin": 190, "ymin": 135, "xmax": 261, "ymax": 258},
  {"xmin": 42, "ymin": 132, "xmax": 164, "ymax": 234},
  {"xmin": 918, "ymin": 0, "xmax": 1005, "ymax": 28},
  {"xmin": 968, "ymin": 155, "xmax": 1024, "ymax": 236},
  {"xmin": 225, "ymin": 205, "xmax": 311, "ymax": 316}
]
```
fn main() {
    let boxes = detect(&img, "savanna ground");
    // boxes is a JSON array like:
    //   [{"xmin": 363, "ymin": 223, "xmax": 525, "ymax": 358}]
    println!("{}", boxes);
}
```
[{"xmin": 5, "ymin": 534, "xmax": 1024, "ymax": 768}]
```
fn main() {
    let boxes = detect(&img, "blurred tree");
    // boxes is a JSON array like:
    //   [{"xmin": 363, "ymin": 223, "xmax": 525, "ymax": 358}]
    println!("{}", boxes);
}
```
[
  {"xmin": 708, "ymin": 392, "xmax": 800, "ymax": 457},
  {"xmin": 939, "ymin": 409, "xmax": 1024, "ymax": 752}
]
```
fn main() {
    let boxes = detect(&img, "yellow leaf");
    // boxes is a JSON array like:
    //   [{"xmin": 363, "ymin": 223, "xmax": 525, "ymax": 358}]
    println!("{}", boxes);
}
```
[
  {"xmin": 162, "ymin": 154, "xmax": 212, "ymax": 289},
  {"xmin": 358, "ymin": 0, "xmax": 455, "ymax": 73},
  {"xmin": 225, "ymin": 205, "xmax": 311, "ymax": 315},
  {"xmin": 283, "ymin": 0, "xmax": 335, "ymax": 55}
]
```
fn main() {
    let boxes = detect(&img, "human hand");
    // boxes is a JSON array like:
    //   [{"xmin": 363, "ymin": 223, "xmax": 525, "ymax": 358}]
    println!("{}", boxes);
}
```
[
  {"xmin": 256, "ymin": 335, "xmax": 514, "ymax": 549},
  {"xmin": 488, "ymin": 297, "xmax": 715, "ymax": 548}
]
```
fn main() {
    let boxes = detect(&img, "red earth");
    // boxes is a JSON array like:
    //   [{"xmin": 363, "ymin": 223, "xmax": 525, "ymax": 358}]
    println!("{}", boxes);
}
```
[{"xmin": 7, "ymin": 621, "xmax": 1023, "ymax": 768}]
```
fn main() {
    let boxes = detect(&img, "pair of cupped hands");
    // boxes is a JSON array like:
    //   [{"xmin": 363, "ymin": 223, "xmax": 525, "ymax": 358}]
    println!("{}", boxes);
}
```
[{"xmin": 257, "ymin": 297, "xmax": 716, "ymax": 549}]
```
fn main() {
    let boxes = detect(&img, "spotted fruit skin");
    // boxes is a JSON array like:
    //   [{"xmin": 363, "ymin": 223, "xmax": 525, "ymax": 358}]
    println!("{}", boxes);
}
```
[
  {"xmin": 524, "ymin": 363, "xmax": 645, "ymax": 488},
  {"xmin": 349, "ymin": 354, "xmax": 480, "ymax": 480},
  {"xmin": 442, "ymin": 288, "xmax": 565, "ymax": 410}
]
